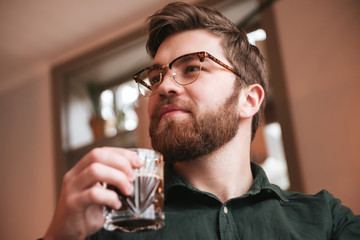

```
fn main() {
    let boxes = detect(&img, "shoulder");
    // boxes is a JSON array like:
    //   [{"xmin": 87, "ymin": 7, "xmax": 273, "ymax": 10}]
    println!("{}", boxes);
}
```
[
  {"xmin": 280, "ymin": 189, "xmax": 347, "ymax": 213},
  {"xmin": 284, "ymin": 189, "xmax": 338, "ymax": 203},
  {"xmin": 281, "ymin": 189, "xmax": 360, "ymax": 239}
]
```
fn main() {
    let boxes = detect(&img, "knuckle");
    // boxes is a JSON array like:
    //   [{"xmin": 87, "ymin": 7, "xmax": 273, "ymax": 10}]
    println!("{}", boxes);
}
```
[
  {"xmin": 87, "ymin": 162, "xmax": 102, "ymax": 177},
  {"xmin": 88, "ymin": 187, "xmax": 100, "ymax": 202},
  {"xmin": 101, "ymin": 146, "xmax": 111, "ymax": 151},
  {"xmin": 88, "ymin": 147, "xmax": 105, "ymax": 161},
  {"xmin": 62, "ymin": 171, "xmax": 72, "ymax": 184}
]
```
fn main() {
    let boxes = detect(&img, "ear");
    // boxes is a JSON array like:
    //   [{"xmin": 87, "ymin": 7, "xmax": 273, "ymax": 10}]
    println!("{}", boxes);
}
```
[{"xmin": 239, "ymin": 84, "xmax": 265, "ymax": 119}]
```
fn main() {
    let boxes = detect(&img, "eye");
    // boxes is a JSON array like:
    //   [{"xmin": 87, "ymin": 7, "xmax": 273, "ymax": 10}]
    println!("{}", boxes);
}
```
[
  {"xmin": 185, "ymin": 65, "xmax": 201, "ymax": 74},
  {"xmin": 180, "ymin": 59, "xmax": 201, "ymax": 76},
  {"xmin": 149, "ymin": 75, "xmax": 161, "ymax": 86},
  {"xmin": 147, "ymin": 68, "xmax": 162, "ymax": 86}
]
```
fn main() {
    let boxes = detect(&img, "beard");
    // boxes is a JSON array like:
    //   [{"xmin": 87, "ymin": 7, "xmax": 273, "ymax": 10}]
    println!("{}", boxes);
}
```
[{"xmin": 149, "ymin": 88, "xmax": 241, "ymax": 163}]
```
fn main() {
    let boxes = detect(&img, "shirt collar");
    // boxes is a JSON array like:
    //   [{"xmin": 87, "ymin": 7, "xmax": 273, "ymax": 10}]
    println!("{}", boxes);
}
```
[
  {"xmin": 164, "ymin": 161, "xmax": 288, "ymax": 202},
  {"xmin": 247, "ymin": 162, "xmax": 288, "ymax": 202}
]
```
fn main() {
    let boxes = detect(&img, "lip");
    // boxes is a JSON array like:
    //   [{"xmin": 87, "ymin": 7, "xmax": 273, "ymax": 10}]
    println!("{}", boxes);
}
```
[{"xmin": 158, "ymin": 105, "xmax": 190, "ymax": 119}]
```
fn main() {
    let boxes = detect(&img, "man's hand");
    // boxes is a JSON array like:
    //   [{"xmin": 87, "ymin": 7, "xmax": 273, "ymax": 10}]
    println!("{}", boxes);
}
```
[{"xmin": 43, "ymin": 147, "xmax": 144, "ymax": 240}]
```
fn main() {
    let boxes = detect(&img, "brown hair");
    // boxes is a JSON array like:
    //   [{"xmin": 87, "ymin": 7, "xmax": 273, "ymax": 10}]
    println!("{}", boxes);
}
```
[{"xmin": 146, "ymin": 1, "xmax": 268, "ymax": 140}]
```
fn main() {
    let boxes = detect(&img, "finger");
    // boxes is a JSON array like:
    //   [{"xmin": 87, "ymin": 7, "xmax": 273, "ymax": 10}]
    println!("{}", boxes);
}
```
[
  {"xmin": 72, "ymin": 162, "xmax": 134, "ymax": 196},
  {"xmin": 105, "ymin": 147, "xmax": 144, "ymax": 168},
  {"xmin": 69, "ymin": 147, "xmax": 143, "ymax": 180},
  {"xmin": 68, "ymin": 148, "xmax": 112, "ymax": 178},
  {"xmin": 76, "ymin": 185, "xmax": 122, "ymax": 210}
]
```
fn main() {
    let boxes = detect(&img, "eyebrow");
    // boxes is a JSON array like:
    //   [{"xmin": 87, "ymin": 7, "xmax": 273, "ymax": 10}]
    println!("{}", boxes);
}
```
[
  {"xmin": 149, "ymin": 63, "xmax": 166, "ymax": 69},
  {"xmin": 151, "ymin": 52, "xmax": 189, "ymax": 68}
]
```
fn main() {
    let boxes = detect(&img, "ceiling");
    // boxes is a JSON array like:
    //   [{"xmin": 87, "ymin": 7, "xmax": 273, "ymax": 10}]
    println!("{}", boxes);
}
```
[{"xmin": 0, "ymin": 0, "xmax": 257, "ymax": 92}]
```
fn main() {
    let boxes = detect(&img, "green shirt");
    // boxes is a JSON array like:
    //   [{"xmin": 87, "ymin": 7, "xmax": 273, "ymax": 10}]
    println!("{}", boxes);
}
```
[{"xmin": 87, "ymin": 162, "xmax": 360, "ymax": 239}]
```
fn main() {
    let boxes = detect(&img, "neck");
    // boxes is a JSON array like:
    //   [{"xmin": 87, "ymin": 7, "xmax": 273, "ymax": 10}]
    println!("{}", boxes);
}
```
[{"xmin": 173, "ymin": 132, "xmax": 253, "ymax": 203}]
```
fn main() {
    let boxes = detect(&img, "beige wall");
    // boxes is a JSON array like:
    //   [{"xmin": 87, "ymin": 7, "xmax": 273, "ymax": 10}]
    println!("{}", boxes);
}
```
[
  {"xmin": 0, "ymin": 67, "xmax": 56, "ymax": 239},
  {"xmin": 264, "ymin": 0, "xmax": 360, "ymax": 213}
]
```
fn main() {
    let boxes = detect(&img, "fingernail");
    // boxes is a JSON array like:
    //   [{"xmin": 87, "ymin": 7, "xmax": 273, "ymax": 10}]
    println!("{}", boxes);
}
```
[
  {"xmin": 116, "ymin": 200, "xmax": 122, "ymax": 210},
  {"xmin": 128, "ymin": 171, "xmax": 136, "ymax": 182},
  {"xmin": 134, "ymin": 155, "xmax": 144, "ymax": 165},
  {"xmin": 127, "ymin": 183, "xmax": 134, "ymax": 196}
]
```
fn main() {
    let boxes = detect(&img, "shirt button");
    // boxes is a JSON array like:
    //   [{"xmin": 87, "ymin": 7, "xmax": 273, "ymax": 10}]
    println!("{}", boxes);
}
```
[{"xmin": 224, "ymin": 206, "xmax": 228, "ymax": 214}]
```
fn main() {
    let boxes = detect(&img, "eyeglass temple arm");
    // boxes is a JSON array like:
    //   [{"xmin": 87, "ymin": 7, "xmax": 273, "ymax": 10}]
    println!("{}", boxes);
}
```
[
  {"xmin": 206, "ymin": 53, "xmax": 248, "ymax": 84},
  {"xmin": 134, "ymin": 77, "xmax": 152, "ymax": 90}
]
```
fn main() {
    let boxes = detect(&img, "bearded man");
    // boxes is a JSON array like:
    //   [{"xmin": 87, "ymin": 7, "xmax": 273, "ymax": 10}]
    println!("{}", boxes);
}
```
[{"xmin": 42, "ymin": 2, "xmax": 360, "ymax": 240}]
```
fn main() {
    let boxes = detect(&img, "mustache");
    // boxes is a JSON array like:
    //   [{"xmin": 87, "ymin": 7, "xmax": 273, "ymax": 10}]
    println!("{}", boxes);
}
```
[{"xmin": 150, "ymin": 98, "xmax": 195, "ymax": 120}]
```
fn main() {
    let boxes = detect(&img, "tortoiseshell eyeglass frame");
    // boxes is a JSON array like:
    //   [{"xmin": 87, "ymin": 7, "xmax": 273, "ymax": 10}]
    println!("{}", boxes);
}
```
[{"xmin": 133, "ymin": 51, "xmax": 248, "ymax": 95}]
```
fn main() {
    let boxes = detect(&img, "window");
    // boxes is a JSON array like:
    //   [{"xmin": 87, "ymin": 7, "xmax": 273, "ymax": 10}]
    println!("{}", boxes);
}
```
[{"xmin": 100, "ymin": 80, "xmax": 139, "ymax": 137}]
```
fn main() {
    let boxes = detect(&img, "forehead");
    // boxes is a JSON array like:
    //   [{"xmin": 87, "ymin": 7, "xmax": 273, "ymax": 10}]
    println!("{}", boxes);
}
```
[{"xmin": 153, "ymin": 29, "xmax": 227, "ymax": 65}]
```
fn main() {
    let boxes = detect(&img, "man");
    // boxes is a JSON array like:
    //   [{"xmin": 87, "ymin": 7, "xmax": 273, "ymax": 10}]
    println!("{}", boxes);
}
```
[{"xmin": 42, "ymin": 2, "xmax": 359, "ymax": 240}]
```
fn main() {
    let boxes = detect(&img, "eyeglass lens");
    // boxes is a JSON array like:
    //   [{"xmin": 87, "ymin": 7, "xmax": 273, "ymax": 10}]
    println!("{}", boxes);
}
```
[{"xmin": 137, "ymin": 54, "xmax": 203, "ymax": 96}]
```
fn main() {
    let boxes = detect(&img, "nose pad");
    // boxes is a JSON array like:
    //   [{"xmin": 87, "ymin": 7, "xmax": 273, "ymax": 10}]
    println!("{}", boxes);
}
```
[
  {"xmin": 171, "ymin": 72, "xmax": 177, "ymax": 82},
  {"xmin": 159, "ymin": 69, "xmax": 176, "ymax": 85},
  {"xmin": 156, "ymin": 70, "xmax": 183, "ymax": 96}
]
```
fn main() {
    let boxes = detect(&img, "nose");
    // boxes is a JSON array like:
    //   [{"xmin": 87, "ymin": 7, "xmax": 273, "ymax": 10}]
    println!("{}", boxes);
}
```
[{"xmin": 155, "ymin": 70, "xmax": 184, "ymax": 97}]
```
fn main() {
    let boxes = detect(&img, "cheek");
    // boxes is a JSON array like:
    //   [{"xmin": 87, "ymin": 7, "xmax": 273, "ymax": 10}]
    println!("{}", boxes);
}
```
[
  {"xmin": 190, "ymin": 79, "xmax": 235, "ymax": 107},
  {"xmin": 148, "ymin": 98, "xmax": 157, "ymax": 117}
]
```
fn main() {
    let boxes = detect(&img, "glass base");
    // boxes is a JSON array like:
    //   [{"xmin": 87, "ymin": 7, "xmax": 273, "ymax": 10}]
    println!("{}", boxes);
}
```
[{"xmin": 103, "ymin": 213, "xmax": 165, "ymax": 232}]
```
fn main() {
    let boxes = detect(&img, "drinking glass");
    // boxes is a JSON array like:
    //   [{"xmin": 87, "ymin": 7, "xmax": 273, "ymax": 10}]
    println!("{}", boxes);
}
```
[{"xmin": 103, "ymin": 148, "xmax": 165, "ymax": 232}]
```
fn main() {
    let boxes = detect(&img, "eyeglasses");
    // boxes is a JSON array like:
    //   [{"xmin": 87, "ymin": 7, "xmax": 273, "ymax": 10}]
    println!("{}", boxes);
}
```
[{"xmin": 133, "ymin": 51, "xmax": 246, "ymax": 97}]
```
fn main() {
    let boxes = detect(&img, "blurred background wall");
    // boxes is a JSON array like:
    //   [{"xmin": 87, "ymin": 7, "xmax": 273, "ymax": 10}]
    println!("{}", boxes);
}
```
[
  {"xmin": 262, "ymin": 0, "xmax": 360, "ymax": 208},
  {"xmin": 0, "ymin": 0, "xmax": 359, "ymax": 239}
]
